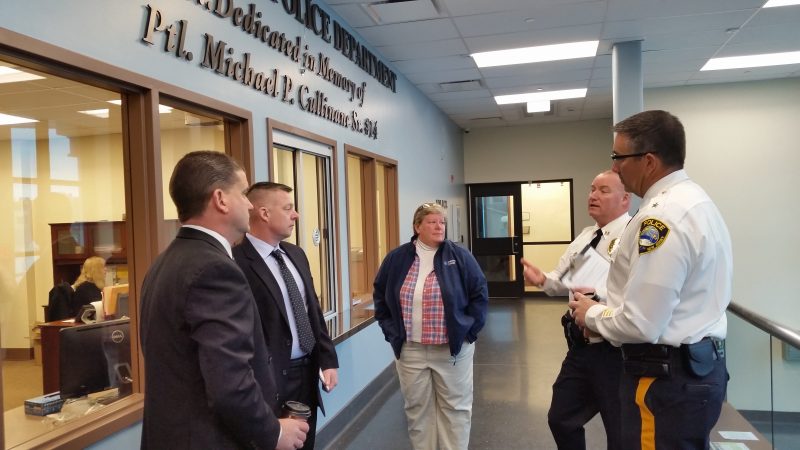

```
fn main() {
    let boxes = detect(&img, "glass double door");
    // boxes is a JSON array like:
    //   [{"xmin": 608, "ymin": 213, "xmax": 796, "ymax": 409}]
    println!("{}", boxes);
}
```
[{"xmin": 468, "ymin": 183, "xmax": 524, "ymax": 298}]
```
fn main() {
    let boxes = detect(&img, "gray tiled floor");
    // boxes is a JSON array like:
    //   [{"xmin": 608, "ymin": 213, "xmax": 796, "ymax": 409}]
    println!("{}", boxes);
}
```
[{"xmin": 325, "ymin": 297, "xmax": 608, "ymax": 450}]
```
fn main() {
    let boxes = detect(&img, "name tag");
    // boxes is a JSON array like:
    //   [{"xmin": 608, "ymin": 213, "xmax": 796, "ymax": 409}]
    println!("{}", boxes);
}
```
[{"xmin": 445, "ymin": 259, "xmax": 456, "ymax": 266}]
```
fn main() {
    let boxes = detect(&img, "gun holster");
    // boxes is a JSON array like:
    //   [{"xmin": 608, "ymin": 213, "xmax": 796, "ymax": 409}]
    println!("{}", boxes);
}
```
[{"xmin": 560, "ymin": 310, "xmax": 588, "ymax": 349}]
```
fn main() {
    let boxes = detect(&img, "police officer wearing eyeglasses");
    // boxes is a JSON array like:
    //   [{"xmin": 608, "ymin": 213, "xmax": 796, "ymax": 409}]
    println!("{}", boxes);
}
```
[{"xmin": 570, "ymin": 110, "xmax": 732, "ymax": 449}]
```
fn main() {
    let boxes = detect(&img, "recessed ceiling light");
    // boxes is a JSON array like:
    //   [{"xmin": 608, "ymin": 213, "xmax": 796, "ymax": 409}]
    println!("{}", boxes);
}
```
[
  {"xmin": 107, "ymin": 100, "xmax": 173, "ymax": 113},
  {"xmin": 0, "ymin": 66, "xmax": 45, "ymax": 84},
  {"xmin": 471, "ymin": 41, "xmax": 599, "ymax": 68},
  {"xmin": 78, "ymin": 109, "xmax": 110, "ymax": 118},
  {"xmin": 701, "ymin": 51, "xmax": 800, "ymax": 70},
  {"xmin": 526, "ymin": 101, "xmax": 550, "ymax": 113},
  {"xmin": 495, "ymin": 88, "xmax": 587, "ymax": 105},
  {"xmin": 763, "ymin": 0, "xmax": 800, "ymax": 7},
  {"xmin": 0, "ymin": 113, "xmax": 38, "ymax": 126}
]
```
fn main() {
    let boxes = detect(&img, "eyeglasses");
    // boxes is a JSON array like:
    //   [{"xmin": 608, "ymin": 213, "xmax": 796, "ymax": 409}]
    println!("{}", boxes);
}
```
[{"xmin": 610, "ymin": 151, "xmax": 653, "ymax": 161}]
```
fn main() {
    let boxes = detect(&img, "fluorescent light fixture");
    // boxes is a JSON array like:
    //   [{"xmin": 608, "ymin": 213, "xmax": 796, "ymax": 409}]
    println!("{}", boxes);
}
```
[
  {"xmin": 701, "ymin": 51, "xmax": 800, "ymax": 70},
  {"xmin": 78, "ymin": 109, "xmax": 110, "ymax": 118},
  {"xmin": 0, "ymin": 66, "xmax": 45, "ymax": 84},
  {"xmin": 526, "ymin": 100, "xmax": 550, "ymax": 113},
  {"xmin": 763, "ymin": 0, "xmax": 800, "ymax": 7},
  {"xmin": 471, "ymin": 41, "xmax": 599, "ymax": 68},
  {"xmin": 107, "ymin": 100, "xmax": 173, "ymax": 113},
  {"xmin": 495, "ymin": 88, "xmax": 587, "ymax": 105},
  {"xmin": 0, "ymin": 113, "xmax": 38, "ymax": 126}
]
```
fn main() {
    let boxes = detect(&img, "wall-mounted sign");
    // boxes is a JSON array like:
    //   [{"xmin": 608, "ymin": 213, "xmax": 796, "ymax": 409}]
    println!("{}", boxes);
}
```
[{"xmin": 140, "ymin": 1, "xmax": 397, "ymax": 140}]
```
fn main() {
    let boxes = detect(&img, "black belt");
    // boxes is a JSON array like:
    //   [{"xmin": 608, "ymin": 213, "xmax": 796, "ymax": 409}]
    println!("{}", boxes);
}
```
[
  {"xmin": 621, "ymin": 337, "xmax": 724, "ymax": 360},
  {"xmin": 621, "ymin": 337, "xmax": 725, "ymax": 378},
  {"xmin": 289, "ymin": 355, "xmax": 312, "ymax": 367}
]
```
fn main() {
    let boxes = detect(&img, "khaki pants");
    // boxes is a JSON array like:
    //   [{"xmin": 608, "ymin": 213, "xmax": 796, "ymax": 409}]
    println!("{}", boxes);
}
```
[{"xmin": 396, "ymin": 341, "xmax": 474, "ymax": 450}]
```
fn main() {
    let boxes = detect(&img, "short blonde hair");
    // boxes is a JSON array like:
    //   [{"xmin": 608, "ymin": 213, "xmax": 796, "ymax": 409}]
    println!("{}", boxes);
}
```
[
  {"xmin": 74, "ymin": 256, "xmax": 107, "ymax": 289},
  {"xmin": 412, "ymin": 202, "xmax": 446, "ymax": 232}
]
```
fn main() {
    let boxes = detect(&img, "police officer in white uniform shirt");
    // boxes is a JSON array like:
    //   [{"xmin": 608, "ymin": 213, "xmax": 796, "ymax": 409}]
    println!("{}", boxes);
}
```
[
  {"xmin": 522, "ymin": 170, "xmax": 630, "ymax": 450},
  {"xmin": 570, "ymin": 110, "xmax": 732, "ymax": 450}
]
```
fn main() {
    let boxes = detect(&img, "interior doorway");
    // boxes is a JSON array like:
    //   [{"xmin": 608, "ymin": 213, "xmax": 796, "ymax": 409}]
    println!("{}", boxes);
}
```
[{"xmin": 468, "ymin": 180, "xmax": 574, "ymax": 297}]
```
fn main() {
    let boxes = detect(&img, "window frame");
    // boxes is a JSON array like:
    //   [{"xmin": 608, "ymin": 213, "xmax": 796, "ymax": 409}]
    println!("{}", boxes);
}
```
[
  {"xmin": 0, "ymin": 27, "xmax": 253, "ymax": 449},
  {"xmin": 344, "ymin": 144, "xmax": 399, "ymax": 307},
  {"xmin": 266, "ymin": 118, "xmax": 342, "ymax": 320}
]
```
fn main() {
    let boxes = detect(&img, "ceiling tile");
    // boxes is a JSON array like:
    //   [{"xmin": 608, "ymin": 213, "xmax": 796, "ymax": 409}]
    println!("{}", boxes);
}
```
[
  {"xmin": 318, "ymin": 0, "xmax": 799, "ymax": 127},
  {"xmin": 328, "ymin": 4, "xmax": 379, "ymax": 28},
  {"xmin": 464, "ymin": 23, "xmax": 604, "ymax": 53},
  {"xmin": 406, "ymin": 68, "xmax": 483, "ymax": 84},
  {"xmin": 392, "ymin": 55, "xmax": 477, "ymax": 74},
  {"xmin": 605, "ymin": 0, "xmax": 764, "ymax": 22},
  {"xmin": 370, "ymin": 0, "xmax": 441, "ymax": 24},
  {"xmin": 376, "ymin": 38, "xmax": 468, "ymax": 60},
  {"xmin": 357, "ymin": 19, "xmax": 460, "ymax": 46},
  {"xmin": 440, "ymin": 0, "xmax": 596, "ymax": 17},
  {"xmin": 451, "ymin": 1, "xmax": 606, "ymax": 38}
]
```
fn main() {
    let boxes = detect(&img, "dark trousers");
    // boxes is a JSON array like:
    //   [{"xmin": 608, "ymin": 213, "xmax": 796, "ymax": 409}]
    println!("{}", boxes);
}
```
[
  {"xmin": 282, "ymin": 357, "xmax": 320, "ymax": 450},
  {"xmin": 619, "ymin": 349, "xmax": 727, "ymax": 449},
  {"xmin": 548, "ymin": 341, "xmax": 623, "ymax": 450}
]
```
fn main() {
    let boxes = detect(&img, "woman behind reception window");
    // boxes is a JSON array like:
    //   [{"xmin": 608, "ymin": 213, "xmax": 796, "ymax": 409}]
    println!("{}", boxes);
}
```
[
  {"xmin": 373, "ymin": 202, "xmax": 488, "ymax": 450},
  {"xmin": 70, "ymin": 256, "xmax": 106, "ymax": 316}
]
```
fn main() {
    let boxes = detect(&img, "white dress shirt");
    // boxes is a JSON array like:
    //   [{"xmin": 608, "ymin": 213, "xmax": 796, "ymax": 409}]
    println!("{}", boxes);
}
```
[
  {"xmin": 586, "ymin": 170, "xmax": 733, "ymax": 347},
  {"xmin": 542, "ymin": 212, "xmax": 631, "ymax": 300},
  {"xmin": 246, "ymin": 233, "xmax": 309, "ymax": 359},
  {"xmin": 182, "ymin": 225, "xmax": 233, "ymax": 258}
]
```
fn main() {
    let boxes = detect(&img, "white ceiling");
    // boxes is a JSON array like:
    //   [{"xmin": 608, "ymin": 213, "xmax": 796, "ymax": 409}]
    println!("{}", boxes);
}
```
[{"xmin": 324, "ymin": 0, "xmax": 800, "ymax": 129}]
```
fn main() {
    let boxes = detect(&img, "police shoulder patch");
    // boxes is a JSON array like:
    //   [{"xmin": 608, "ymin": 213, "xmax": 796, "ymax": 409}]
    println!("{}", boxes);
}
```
[{"xmin": 638, "ymin": 218, "xmax": 669, "ymax": 254}]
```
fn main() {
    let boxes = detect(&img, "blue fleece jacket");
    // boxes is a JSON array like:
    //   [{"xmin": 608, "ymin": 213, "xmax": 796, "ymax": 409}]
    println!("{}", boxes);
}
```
[{"xmin": 373, "ymin": 239, "xmax": 488, "ymax": 358}]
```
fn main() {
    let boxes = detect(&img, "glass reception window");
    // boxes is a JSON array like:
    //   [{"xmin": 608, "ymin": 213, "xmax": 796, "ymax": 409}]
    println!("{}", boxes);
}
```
[
  {"xmin": 0, "ymin": 59, "xmax": 131, "ymax": 443},
  {"xmin": 344, "ymin": 148, "xmax": 398, "ymax": 307},
  {"xmin": 159, "ymin": 105, "xmax": 226, "ymax": 244},
  {"xmin": 347, "ymin": 155, "xmax": 369, "ymax": 304}
]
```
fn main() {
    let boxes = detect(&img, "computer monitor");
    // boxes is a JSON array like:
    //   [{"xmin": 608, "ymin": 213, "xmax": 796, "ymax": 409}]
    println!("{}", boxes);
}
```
[
  {"xmin": 59, "ymin": 318, "xmax": 132, "ymax": 399},
  {"xmin": 116, "ymin": 293, "xmax": 130, "ymax": 318},
  {"xmin": 102, "ymin": 283, "xmax": 129, "ymax": 318}
]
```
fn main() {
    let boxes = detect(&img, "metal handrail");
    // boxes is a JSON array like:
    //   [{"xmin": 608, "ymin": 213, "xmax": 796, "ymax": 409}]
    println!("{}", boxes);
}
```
[{"xmin": 728, "ymin": 301, "xmax": 800, "ymax": 350}]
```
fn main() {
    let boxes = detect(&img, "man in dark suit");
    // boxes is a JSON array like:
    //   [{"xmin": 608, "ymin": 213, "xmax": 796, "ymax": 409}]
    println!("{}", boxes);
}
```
[
  {"xmin": 234, "ymin": 182, "xmax": 339, "ymax": 450},
  {"xmin": 139, "ymin": 152, "xmax": 308, "ymax": 450}
]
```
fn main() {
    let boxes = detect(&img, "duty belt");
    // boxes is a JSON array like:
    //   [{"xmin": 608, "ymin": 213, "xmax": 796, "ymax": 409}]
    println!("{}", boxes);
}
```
[{"xmin": 620, "ymin": 337, "xmax": 725, "ymax": 378}]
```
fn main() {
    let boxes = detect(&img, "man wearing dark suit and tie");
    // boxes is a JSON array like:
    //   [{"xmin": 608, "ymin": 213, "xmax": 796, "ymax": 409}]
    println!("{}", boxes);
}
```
[
  {"xmin": 139, "ymin": 152, "xmax": 308, "ymax": 450},
  {"xmin": 233, "ymin": 182, "xmax": 339, "ymax": 450}
]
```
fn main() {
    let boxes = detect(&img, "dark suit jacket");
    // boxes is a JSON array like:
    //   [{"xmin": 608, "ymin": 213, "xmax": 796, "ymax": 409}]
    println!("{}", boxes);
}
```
[
  {"xmin": 139, "ymin": 227, "xmax": 281, "ymax": 450},
  {"xmin": 233, "ymin": 237, "xmax": 338, "ymax": 414}
]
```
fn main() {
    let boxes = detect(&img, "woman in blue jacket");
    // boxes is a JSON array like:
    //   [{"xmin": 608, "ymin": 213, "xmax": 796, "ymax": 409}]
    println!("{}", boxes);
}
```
[{"xmin": 373, "ymin": 202, "xmax": 488, "ymax": 450}]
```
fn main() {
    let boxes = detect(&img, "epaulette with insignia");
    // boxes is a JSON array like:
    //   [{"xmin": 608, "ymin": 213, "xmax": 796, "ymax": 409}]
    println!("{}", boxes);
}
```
[
  {"xmin": 639, "ymin": 218, "xmax": 669, "ymax": 254},
  {"xmin": 607, "ymin": 238, "xmax": 619, "ymax": 255}
]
